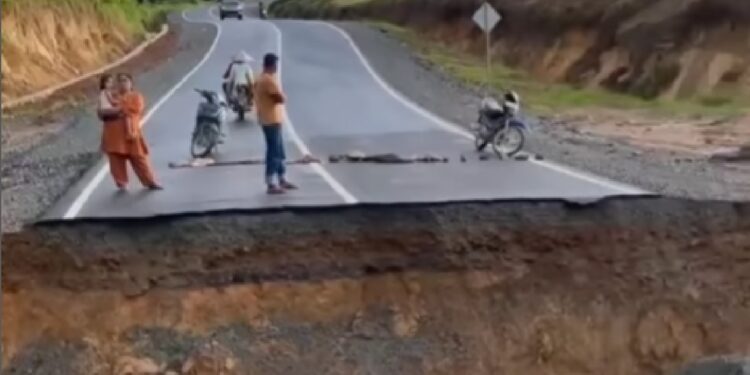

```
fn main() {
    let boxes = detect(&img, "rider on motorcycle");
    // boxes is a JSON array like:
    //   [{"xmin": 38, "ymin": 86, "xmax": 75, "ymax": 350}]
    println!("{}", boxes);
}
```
[{"xmin": 222, "ymin": 51, "xmax": 255, "ymax": 109}]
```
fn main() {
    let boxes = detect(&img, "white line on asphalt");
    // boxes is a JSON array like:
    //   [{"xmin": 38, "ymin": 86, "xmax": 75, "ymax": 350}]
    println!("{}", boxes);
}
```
[
  {"xmin": 320, "ymin": 22, "xmax": 649, "ymax": 195},
  {"xmin": 268, "ymin": 22, "xmax": 359, "ymax": 204},
  {"xmin": 62, "ymin": 8, "xmax": 224, "ymax": 219}
]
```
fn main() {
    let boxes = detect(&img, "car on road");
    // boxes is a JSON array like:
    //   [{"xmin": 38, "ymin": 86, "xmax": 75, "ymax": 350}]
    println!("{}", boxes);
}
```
[{"xmin": 219, "ymin": 0, "xmax": 244, "ymax": 20}]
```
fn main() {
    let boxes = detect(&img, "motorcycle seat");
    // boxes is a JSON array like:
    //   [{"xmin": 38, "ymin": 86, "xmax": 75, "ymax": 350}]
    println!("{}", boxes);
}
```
[{"xmin": 482, "ymin": 108, "xmax": 505, "ymax": 121}]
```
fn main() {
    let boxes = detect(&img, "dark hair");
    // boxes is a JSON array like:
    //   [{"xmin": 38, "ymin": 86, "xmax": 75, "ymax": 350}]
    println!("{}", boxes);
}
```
[
  {"xmin": 263, "ymin": 53, "xmax": 278, "ymax": 69},
  {"xmin": 117, "ymin": 72, "xmax": 133, "ymax": 82},
  {"xmin": 99, "ymin": 74, "xmax": 113, "ymax": 90}
]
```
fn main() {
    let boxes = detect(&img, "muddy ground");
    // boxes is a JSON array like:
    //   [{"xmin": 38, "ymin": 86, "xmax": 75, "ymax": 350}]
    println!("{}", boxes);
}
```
[{"xmin": 3, "ymin": 197, "xmax": 750, "ymax": 374}]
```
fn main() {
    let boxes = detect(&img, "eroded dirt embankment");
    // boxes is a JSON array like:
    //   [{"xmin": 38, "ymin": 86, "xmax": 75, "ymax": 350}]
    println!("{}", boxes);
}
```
[
  {"xmin": 3, "ymin": 198, "xmax": 750, "ymax": 374},
  {"xmin": 273, "ymin": 0, "xmax": 750, "ymax": 99},
  {"xmin": 0, "ymin": 0, "xmax": 156, "ymax": 102}
]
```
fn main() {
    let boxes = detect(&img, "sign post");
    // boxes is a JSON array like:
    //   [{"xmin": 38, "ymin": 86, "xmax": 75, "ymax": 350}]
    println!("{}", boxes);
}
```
[{"xmin": 472, "ymin": 2, "xmax": 502, "ymax": 97}]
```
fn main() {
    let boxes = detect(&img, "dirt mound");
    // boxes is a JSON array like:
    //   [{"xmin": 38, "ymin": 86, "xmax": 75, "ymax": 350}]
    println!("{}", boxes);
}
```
[
  {"xmin": 272, "ymin": 0, "xmax": 750, "ymax": 99},
  {"xmin": 2, "ymin": 198, "xmax": 750, "ymax": 373},
  {"xmin": 0, "ymin": 0, "xmax": 151, "ymax": 102}
]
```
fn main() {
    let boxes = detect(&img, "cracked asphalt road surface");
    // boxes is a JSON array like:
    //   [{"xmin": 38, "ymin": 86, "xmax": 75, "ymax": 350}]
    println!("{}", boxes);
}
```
[{"xmin": 43, "ymin": 6, "xmax": 648, "ymax": 221}]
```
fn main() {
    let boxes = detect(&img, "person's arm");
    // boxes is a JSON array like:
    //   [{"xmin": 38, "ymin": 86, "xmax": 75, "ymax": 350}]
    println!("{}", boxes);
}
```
[
  {"xmin": 223, "ymin": 62, "xmax": 234, "ymax": 80},
  {"xmin": 267, "ymin": 78, "xmax": 286, "ymax": 104},
  {"xmin": 97, "ymin": 92, "xmax": 121, "ymax": 117},
  {"xmin": 120, "ymin": 93, "xmax": 145, "ymax": 139}
]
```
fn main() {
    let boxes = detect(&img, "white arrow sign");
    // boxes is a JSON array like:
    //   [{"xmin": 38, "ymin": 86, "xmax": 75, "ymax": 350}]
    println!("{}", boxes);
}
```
[{"xmin": 473, "ymin": 2, "xmax": 502, "ymax": 33}]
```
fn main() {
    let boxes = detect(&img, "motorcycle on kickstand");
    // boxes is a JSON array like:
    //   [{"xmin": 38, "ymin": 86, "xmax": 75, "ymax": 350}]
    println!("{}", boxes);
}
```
[
  {"xmin": 472, "ymin": 91, "xmax": 529, "ymax": 158},
  {"xmin": 191, "ymin": 89, "xmax": 228, "ymax": 158}
]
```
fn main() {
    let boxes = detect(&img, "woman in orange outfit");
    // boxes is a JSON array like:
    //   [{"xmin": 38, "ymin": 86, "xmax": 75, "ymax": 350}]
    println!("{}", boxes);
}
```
[{"xmin": 101, "ymin": 73, "xmax": 163, "ymax": 191}]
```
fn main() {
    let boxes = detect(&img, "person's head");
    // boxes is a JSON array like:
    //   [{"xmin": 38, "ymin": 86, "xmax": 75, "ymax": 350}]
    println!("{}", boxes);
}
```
[
  {"xmin": 233, "ymin": 51, "xmax": 253, "ymax": 64},
  {"xmin": 100, "ymin": 74, "xmax": 114, "ymax": 91},
  {"xmin": 263, "ymin": 53, "xmax": 278, "ymax": 74},
  {"xmin": 117, "ymin": 73, "xmax": 134, "ymax": 93}
]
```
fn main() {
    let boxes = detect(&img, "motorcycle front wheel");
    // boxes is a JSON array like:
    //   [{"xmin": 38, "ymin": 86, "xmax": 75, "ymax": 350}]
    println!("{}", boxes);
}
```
[
  {"xmin": 191, "ymin": 123, "xmax": 218, "ymax": 158},
  {"xmin": 491, "ymin": 126, "xmax": 525, "ymax": 158}
]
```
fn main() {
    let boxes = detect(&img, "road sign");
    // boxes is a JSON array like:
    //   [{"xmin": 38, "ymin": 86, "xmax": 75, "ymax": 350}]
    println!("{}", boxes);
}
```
[
  {"xmin": 472, "ymin": 2, "xmax": 503, "ymax": 96},
  {"xmin": 472, "ymin": 2, "xmax": 502, "ymax": 33}
]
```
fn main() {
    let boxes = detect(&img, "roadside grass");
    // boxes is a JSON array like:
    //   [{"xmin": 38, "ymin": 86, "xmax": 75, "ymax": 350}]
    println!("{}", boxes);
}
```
[
  {"xmin": 331, "ymin": 0, "xmax": 373, "ymax": 7},
  {"xmin": 115, "ymin": 0, "xmax": 203, "ymax": 33},
  {"xmin": 370, "ymin": 22, "xmax": 749, "ymax": 117},
  {"xmin": 0, "ymin": 0, "xmax": 201, "ymax": 35}
]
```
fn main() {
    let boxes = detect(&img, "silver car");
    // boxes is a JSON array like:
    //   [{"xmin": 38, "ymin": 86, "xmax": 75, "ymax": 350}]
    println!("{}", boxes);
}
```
[{"xmin": 219, "ymin": 0, "xmax": 244, "ymax": 20}]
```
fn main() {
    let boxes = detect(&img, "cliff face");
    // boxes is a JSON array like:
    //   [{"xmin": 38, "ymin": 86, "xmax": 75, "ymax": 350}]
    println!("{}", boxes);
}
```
[
  {"xmin": 0, "ymin": 0, "xmax": 146, "ymax": 101},
  {"xmin": 274, "ymin": 0, "xmax": 750, "ymax": 99}
]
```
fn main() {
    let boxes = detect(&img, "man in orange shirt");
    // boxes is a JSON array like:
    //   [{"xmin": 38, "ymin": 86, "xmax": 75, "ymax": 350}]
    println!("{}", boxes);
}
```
[{"xmin": 255, "ymin": 53, "xmax": 298, "ymax": 195}]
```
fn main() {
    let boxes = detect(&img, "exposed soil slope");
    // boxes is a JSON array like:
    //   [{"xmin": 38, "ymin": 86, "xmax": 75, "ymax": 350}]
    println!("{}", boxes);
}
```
[
  {"xmin": 0, "ymin": 0, "xmax": 167, "ymax": 102},
  {"xmin": 2, "ymin": 198, "xmax": 750, "ymax": 374},
  {"xmin": 272, "ymin": 0, "xmax": 750, "ymax": 99}
]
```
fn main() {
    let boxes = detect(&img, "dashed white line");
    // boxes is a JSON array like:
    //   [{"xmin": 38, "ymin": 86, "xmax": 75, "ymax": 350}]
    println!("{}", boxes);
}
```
[
  {"xmin": 320, "ymin": 22, "xmax": 648, "ymax": 195},
  {"xmin": 267, "ymin": 22, "xmax": 359, "ymax": 204},
  {"xmin": 63, "ymin": 8, "xmax": 224, "ymax": 219}
]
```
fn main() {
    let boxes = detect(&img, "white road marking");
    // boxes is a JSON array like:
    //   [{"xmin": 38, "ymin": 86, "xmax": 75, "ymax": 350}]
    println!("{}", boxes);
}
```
[
  {"xmin": 268, "ymin": 22, "xmax": 359, "ymax": 204},
  {"xmin": 320, "ymin": 22, "xmax": 649, "ymax": 195},
  {"xmin": 63, "ymin": 8, "xmax": 224, "ymax": 219}
]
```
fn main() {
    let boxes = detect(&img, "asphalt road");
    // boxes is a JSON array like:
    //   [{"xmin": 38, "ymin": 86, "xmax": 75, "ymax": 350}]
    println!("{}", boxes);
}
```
[{"xmin": 43, "ymin": 6, "xmax": 649, "ymax": 221}]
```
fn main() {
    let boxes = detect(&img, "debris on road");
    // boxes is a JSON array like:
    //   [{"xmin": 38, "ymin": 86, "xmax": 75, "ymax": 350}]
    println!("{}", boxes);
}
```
[
  {"xmin": 167, "ymin": 154, "xmax": 323, "ymax": 169},
  {"xmin": 329, "ymin": 152, "xmax": 448, "ymax": 164}
]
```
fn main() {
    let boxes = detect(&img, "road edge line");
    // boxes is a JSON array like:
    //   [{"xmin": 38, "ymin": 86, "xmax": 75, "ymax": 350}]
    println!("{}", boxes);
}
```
[
  {"xmin": 62, "ymin": 8, "xmax": 224, "ymax": 219},
  {"xmin": 268, "ymin": 21, "xmax": 359, "ymax": 205},
  {"xmin": 320, "ymin": 22, "xmax": 648, "ymax": 195}
]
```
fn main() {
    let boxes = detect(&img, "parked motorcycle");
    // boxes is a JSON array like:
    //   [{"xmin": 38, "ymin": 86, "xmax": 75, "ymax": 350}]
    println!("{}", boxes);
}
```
[
  {"xmin": 191, "ymin": 89, "xmax": 227, "ymax": 158},
  {"xmin": 472, "ymin": 91, "xmax": 528, "ymax": 158}
]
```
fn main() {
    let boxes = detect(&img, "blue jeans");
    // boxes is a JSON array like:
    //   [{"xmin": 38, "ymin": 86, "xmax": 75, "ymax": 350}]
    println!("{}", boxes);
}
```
[{"xmin": 262, "ymin": 124, "xmax": 286, "ymax": 185}]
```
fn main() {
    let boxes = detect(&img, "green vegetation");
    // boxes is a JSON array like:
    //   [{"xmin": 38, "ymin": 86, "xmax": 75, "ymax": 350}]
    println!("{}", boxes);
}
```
[
  {"xmin": 1, "ymin": 0, "xmax": 200, "ymax": 35},
  {"xmin": 371, "ymin": 22, "xmax": 748, "ymax": 116},
  {"xmin": 99, "ymin": 0, "xmax": 202, "ymax": 33},
  {"xmin": 270, "ymin": 0, "xmax": 748, "ymax": 116},
  {"xmin": 331, "ymin": 0, "xmax": 373, "ymax": 7}
]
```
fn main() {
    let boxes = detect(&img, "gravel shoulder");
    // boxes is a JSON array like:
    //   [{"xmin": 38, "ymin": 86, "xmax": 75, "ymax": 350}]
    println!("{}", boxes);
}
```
[
  {"xmin": 1, "ymin": 13, "xmax": 218, "ymax": 233},
  {"xmin": 335, "ymin": 22, "xmax": 750, "ymax": 201}
]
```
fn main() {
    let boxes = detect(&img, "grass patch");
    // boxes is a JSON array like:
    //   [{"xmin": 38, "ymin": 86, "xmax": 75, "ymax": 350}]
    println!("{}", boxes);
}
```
[
  {"xmin": 0, "ymin": 0, "xmax": 201, "ymax": 35},
  {"xmin": 331, "ymin": 0, "xmax": 373, "ymax": 7},
  {"xmin": 370, "ymin": 22, "xmax": 748, "ymax": 117}
]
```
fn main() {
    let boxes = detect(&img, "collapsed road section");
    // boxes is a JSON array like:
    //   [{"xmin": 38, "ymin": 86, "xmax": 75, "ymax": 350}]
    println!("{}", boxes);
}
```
[{"xmin": 2, "ymin": 197, "xmax": 749, "ymax": 374}]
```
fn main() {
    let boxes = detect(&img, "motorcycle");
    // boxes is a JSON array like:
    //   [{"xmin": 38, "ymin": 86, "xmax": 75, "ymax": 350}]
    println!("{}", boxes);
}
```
[
  {"xmin": 472, "ymin": 93, "xmax": 528, "ymax": 158},
  {"xmin": 191, "ymin": 89, "xmax": 227, "ymax": 158},
  {"xmin": 229, "ymin": 83, "xmax": 253, "ymax": 122}
]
